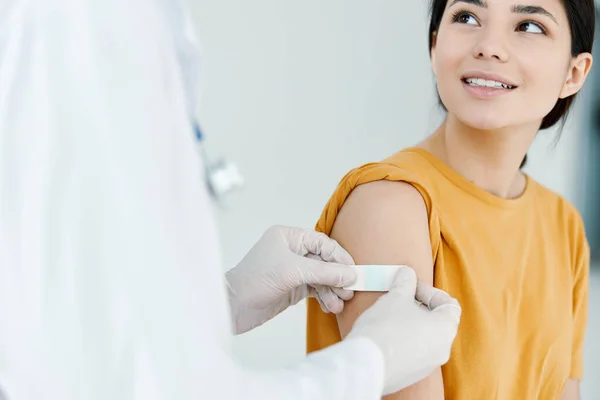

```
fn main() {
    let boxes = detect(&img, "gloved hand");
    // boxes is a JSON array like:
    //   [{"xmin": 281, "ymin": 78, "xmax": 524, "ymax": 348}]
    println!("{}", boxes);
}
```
[
  {"xmin": 226, "ymin": 225, "xmax": 357, "ymax": 334},
  {"xmin": 345, "ymin": 267, "xmax": 461, "ymax": 395}
]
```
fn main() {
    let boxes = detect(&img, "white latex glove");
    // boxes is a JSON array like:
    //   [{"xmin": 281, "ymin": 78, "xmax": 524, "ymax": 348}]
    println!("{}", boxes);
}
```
[
  {"xmin": 226, "ymin": 226, "xmax": 357, "ymax": 334},
  {"xmin": 346, "ymin": 267, "xmax": 461, "ymax": 395}
]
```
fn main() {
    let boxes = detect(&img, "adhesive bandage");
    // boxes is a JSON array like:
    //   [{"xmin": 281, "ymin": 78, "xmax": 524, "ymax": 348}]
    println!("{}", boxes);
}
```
[{"xmin": 344, "ymin": 265, "xmax": 408, "ymax": 292}]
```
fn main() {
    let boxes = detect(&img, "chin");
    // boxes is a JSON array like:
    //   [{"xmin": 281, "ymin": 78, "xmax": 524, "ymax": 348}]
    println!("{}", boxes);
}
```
[{"xmin": 453, "ymin": 111, "xmax": 509, "ymax": 132}]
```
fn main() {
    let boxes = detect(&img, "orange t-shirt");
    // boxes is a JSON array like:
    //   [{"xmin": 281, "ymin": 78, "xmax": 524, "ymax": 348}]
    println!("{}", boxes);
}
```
[{"xmin": 306, "ymin": 148, "xmax": 589, "ymax": 399}]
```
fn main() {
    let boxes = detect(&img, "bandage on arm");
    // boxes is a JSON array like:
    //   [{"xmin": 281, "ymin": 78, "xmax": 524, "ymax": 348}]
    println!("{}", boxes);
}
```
[
  {"xmin": 331, "ymin": 181, "xmax": 445, "ymax": 400},
  {"xmin": 344, "ymin": 265, "xmax": 406, "ymax": 292}
]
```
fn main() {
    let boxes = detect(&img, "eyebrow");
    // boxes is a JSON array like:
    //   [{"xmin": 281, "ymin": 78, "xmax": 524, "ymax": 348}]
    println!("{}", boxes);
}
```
[
  {"xmin": 448, "ymin": 0, "xmax": 558, "ymax": 25},
  {"xmin": 513, "ymin": 5, "xmax": 558, "ymax": 24},
  {"xmin": 449, "ymin": 0, "xmax": 486, "ymax": 7}
]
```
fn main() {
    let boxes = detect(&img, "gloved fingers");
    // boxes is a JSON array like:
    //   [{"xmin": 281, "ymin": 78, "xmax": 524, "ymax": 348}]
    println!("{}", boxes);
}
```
[
  {"xmin": 416, "ymin": 282, "xmax": 462, "ymax": 324},
  {"xmin": 305, "ymin": 254, "xmax": 353, "ymax": 306},
  {"xmin": 305, "ymin": 253, "xmax": 323, "ymax": 261},
  {"xmin": 386, "ymin": 266, "xmax": 418, "ymax": 300},
  {"xmin": 332, "ymin": 286, "xmax": 354, "ymax": 301},
  {"xmin": 282, "ymin": 226, "xmax": 355, "ymax": 266},
  {"xmin": 310, "ymin": 234, "xmax": 355, "ymax": 266},
  {"xmin": 278, "ymin": 225, "xmax": 314, "ymax": 256},
  {"xmin": 289, "ymin": 284, "xmax": 311, "ymax": 306},
  {"xmin": 309, "ymin": 286, "xmax": 332, "ymax": 313},
  {"xmin": 431, "ymin": 299, "xmax": 462, "ymax": 326},
  {"xmin": 295, "ymin": 254, "xmax": 358, "ymax": 288},
  {"xmin": 312, "ymin": 284, "xmax": 345, "ymax": 314},
  {"xmin": 416, "ymin": 282, "xmax": 448, "ymax": 309}
]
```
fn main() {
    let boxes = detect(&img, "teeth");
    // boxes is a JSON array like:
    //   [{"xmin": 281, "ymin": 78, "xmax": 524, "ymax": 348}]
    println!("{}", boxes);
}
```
[{"xmin": 465, "ymin": 77, "xmax": 514, "ymax": 89}]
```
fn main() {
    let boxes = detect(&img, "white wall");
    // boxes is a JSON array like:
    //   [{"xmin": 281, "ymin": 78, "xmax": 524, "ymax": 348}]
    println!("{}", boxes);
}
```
[
  {"xmin": 187, "ymin": 0, "xmax": 440, "ymax": 367},
  {"xmin": 186, "ymin": 1, "xmax": 598, "ymax": 392}
]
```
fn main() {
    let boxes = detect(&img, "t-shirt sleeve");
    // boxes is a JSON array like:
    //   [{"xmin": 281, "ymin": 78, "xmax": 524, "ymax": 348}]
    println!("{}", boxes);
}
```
[
  {"xmin": 315, "ymin": 162, "xmax": 440, "ymax": 253},
  {"xmin": 570, "ymin": 221, "xmax": 590, "ymax": 380},
  {"xmin": 307, "ymin": 160, "xmax": 441, "ymax": 355}
]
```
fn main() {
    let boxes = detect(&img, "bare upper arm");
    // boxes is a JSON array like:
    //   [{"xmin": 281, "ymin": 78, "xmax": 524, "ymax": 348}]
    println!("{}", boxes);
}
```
[
  {"xmin": 560, "ymin": 379, "xmax": 580, "ymax": 400},
  {"xmin": 331, "ymin": 180, "xmax": 444, "ymax": 400}
]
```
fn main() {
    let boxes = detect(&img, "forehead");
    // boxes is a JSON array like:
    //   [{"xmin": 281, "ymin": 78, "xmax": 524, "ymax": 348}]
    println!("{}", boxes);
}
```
[
  {"xmin": 445, "ymin": 0, "xmax": 570, "ymax": 28},
  {"xmin": 446, "ymin": 0, "xmax": 566, "ymax": 15}
]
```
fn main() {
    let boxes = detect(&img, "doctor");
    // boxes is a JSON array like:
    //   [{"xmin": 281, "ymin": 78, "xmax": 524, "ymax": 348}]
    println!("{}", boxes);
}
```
[{"xmin": 0, "ymin": 1, "xmax": 461, "ymax": 399}]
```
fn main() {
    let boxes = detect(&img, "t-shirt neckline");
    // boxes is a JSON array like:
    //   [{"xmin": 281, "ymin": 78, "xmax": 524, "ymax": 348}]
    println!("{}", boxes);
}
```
[{"xmin": 404, "ymin": 147, "xmax": 533, "ymax": 209}]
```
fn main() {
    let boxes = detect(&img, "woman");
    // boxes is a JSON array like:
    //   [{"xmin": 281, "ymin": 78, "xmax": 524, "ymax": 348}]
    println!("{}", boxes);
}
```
[{"xmin": 306, "ymin": 0, "xmax": 594, "ymax": 399}]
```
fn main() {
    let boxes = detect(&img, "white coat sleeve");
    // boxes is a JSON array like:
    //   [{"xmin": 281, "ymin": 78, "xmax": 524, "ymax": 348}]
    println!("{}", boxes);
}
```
[{"xmin": 0, "ymin": 1, "xmax": 386, "ymax": 400}]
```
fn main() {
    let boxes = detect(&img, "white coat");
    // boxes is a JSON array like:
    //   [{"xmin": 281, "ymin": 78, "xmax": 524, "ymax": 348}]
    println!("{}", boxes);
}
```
[{"xmin": 0, "ymin": 0, "xmax": 385, "ymax": 399}]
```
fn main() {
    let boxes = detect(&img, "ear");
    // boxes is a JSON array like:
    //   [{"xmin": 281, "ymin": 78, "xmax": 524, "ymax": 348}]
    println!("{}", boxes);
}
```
[
  {"xmin": 430, "ymin": 32, "xmax": 438, "ymax": 77},
  {"xmin": 559, "ymin": 52, "xmax": 593, "ymax": 99}
]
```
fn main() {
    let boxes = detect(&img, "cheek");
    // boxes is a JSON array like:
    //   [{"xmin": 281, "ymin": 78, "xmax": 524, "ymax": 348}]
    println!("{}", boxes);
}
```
[
  {"xmin": 518, "ymin": 51, "xmax": 570, "ymax": 111},
  {"xmin": 433, "ymin": 38, "xmax": 464, "ymax": 92},
  {"xmin": 434, "ymin": 54, "xmax": 465, "ymax": 112},
  {"xmin": 434, "ymin": 35, "xmax": 463, "ymax": 73}
]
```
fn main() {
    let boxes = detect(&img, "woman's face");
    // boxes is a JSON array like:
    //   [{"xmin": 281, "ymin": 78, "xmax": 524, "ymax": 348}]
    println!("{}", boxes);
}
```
[{"xmin": 431, "ymin": 0, "xmax": 583, "ymax": 131}]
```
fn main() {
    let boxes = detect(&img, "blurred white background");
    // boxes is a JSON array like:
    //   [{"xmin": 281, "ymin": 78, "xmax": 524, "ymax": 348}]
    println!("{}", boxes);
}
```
[{"xmin": 187, "ymin": 1, "xmax": 599, "ymax": 397}]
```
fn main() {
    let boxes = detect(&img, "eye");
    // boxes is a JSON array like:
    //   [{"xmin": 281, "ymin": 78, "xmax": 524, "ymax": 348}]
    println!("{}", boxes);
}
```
[
  {"xmin": 517, "ymin": 21, "xmax": 546, "ymax": 34},
  {"xmin": 452, "ymin": 10, "xmax": 479, "ymax": 26}
]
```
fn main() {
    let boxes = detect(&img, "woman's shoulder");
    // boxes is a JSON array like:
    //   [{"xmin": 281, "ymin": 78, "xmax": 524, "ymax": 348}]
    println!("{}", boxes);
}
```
[
  {"xmin": 527, "ymin": 178, "xmax": 588, "ymax": 257},
  {"xmin": 315, "ymin": 147, "xmax": 442, "ymax": 236},
  {"xmin": 528, "ymin": 178, "xmax": 585, "ymax": 227},
  {"xmin": 328, "ymin": 147, "xmax": 442, "ymax": 198}
]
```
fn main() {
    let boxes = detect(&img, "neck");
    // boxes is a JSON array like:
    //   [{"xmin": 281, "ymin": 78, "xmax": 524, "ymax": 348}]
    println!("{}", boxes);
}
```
[{"xmin": 421, "ymin": 114, "xmax": 539, "ymax": 199}]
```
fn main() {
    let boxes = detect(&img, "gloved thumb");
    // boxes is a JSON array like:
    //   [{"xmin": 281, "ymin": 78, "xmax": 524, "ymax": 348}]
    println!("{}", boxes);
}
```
[
  {"xmin": 386, "ymin": 266, "xmax": 418, "ymax": 300},
  {"xmin": 295, "ymin": 255, "xmax": 358, "ymax": 288},
  {"xmin": 417, "ymin": 282, "xmax": 462, "ymax": 325}
]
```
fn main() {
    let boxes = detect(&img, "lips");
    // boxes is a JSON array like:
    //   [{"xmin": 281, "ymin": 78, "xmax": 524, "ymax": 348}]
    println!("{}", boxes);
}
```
[
  {"xmin": 460, "ymin": 71, "xmax": 519, "ymax": 89},
  {"xmin": 463, "ymin": 77, "xmax": 516, "ymax": 89}
]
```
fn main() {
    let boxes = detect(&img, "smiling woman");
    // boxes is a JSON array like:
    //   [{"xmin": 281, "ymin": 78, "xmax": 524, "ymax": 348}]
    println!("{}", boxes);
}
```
[
  {"xmin": 306, "ymin": 0, "xmax": 595, "ymax": 399},
  {"xmin": 430, "ymin": 0, "xmax": 594, "ymax": 130}
]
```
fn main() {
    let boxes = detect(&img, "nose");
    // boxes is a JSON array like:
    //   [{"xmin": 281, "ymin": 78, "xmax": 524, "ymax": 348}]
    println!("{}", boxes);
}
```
[{"xmin": 472, "ymin": 30, "xmax": 509, "ymax": 62}]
